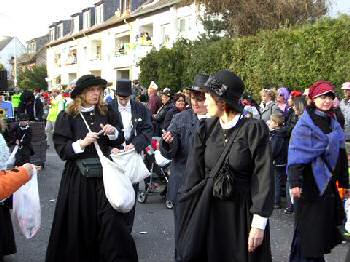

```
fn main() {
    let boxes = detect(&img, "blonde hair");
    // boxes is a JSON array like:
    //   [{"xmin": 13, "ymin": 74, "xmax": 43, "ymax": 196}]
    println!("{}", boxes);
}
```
[
  {"xmin": 270, "ymin": 113, "xmax": 284, "ymax": 127},
  {"xmin": 66, "ymin": 89, "xmax": 107, "ymax": 117},
  {"xmin": 260, "ymin": 88, "xmax": 276, "ymax": 101}
]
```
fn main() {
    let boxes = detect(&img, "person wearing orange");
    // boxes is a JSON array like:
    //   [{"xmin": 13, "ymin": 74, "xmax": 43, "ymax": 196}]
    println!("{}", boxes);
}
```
[{"xmin": 0, "ymin": 164, "xmax": 33, "ymax": 200}]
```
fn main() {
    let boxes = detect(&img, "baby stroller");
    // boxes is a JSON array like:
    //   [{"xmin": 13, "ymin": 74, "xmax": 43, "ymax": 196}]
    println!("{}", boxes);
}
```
[{"xmin": 137, "ymin": 137, "xmax": 173, "ymax": 209}]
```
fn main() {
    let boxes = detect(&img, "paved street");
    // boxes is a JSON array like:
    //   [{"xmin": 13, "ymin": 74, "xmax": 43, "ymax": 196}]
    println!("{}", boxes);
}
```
[{"xmin": 4, "ymin": 146, "xmax": 349, "ymax": 262}]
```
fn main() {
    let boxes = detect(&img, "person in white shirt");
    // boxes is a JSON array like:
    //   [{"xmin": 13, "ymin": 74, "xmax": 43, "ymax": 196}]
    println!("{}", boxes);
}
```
[{"xmin": 110, "ymin": 79, "xmax": 153, "ymax": 233}]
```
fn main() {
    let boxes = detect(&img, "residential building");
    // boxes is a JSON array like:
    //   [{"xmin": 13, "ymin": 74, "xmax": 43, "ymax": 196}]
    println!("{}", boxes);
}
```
[
  {"xmin": 18, "ymin": 34, "xmax": 50, "ymax": 69},
  {"xmin": 46, "ymin": 0, "xmax": 204, "ymax": 89},
  {"xmin": 0, "ymin": 36, "xmax": 26, "ymax": 83}
]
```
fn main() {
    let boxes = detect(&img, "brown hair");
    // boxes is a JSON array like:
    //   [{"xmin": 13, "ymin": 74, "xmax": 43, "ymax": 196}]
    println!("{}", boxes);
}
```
[
  {"xmin": 270, "ymin": 113, "xmax": 284, "ymax": 127},
  {"xmin": 66, "ymin": 89, "xmax": 107, "ymax": 117},
  {"xmin": 211, "ymin": 94, "xmax": 239, "ymax": 114}
]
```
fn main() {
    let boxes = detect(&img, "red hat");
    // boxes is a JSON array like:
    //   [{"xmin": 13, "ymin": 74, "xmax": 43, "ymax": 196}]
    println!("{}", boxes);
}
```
[
  {"xmin": 290, "ymin": 90, "xmax": 302, "ymax": 98},
  {"xmin": 308, "ymin": 81, "xmax": 335, "ymax": 100}
]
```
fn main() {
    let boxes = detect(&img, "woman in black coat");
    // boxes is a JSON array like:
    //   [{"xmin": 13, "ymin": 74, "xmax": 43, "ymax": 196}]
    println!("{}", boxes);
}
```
[
  {"xmin": 45, "ymin": 75, "xmax": 138, "ymax": 262},
  {"xmin": 178, "ymin": 70, "xmax": 274, "ymax": 262},
  {"xmin": 163, "ymin": 93, "xmax": 186, "ymax": 130},
  {"xmin": 288, "ymin": 81, "xmax": 350, "ymax": 262}
]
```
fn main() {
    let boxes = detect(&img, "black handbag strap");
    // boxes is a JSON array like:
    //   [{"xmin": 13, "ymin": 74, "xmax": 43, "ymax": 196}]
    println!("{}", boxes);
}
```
[{"xmin": 207, "ymin": 116, "xmax": 246, "ymax": 179}]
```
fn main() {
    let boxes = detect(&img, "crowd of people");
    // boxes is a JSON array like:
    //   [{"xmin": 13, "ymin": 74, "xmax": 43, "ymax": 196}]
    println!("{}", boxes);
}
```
[{"xmin": 0, "ymin": 71, "xmax": 350, "ymax": 262}]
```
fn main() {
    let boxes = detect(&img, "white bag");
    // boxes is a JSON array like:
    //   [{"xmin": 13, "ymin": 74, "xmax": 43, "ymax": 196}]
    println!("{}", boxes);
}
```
[
  {"xmin": 154, "ymin": 150, "xmax": 171, "ymax": 167},
  {"xmin": 80, "ymin": 113, "xmax": 135, "ymax": 213},
  {"xmin": 13, "ymin": 166, "xmax": 41, "ymax": 239},
  {"xmin": 110, "ymin": 148, "xmax": 150, "ymax": 184},
  {"xmin": 97, "ymin": 147, "xmax": 135, "ymax": 213},
  {"xmin": 6, "ymin": 145, "xmax": 19, "ymax": 167},
  {"xmin": 345, "ymin": 199, "xmax": 350, "ymax": 233}
]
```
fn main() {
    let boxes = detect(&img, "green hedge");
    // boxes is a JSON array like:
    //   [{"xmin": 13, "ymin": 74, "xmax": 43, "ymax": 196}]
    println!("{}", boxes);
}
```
[{"xmin": 139, "ymin": 15, "xmax": 350, "ymax": 98}]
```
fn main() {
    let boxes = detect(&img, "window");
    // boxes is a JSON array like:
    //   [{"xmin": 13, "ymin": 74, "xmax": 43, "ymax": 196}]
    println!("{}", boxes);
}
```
[
  {"xmin": 178, "ymin": 18, "xmax": 186, "ymax": 33},
  {"xmin": 95, "ymin": 5, "xmax": 104, "ymax": 25},
  {"xmin": 115, "ymin": 35, "xmax": 130, "ymax": 56},
  {"xmin": 73, "ymin": 16, "xmax": 80, "ymax": 33},
  {"xmin": 96, "ymin": 45, "xmax": 101, "ymax": 60},
  {"xmin": 83, "ymin": 10, "xmax": 91, "ymax": 29},
  {"xmin": 178, "ymin": 17, "xmax": 191, "ymax": 35},
  {"xmin": 57, "ymin": 24, "xmax": 63, "ymax": 39},
  {"xmin": 49, "ymin": 29, "xmax": 55, "ymax": 41},
  {"xmin": 120, "ymin": 0, "xmax": 131, "ymax": 14},
  {"xmin": 27, "ymin": 42, "xmax": 36, "ymax": 54},
  {"xmin": 161, "ymin": 24, "xmax": 170, "ymax": 46},
  {"xmin": 91, "ymin": 41, "xmax": 102, "ymax": 60},
  {"xmin": 68, "ymin": 49, "xmax": 77, "ymax": 64},
  {"xmin": 54, "ymin": 54, "xmax": 61, "ymax": 66}
]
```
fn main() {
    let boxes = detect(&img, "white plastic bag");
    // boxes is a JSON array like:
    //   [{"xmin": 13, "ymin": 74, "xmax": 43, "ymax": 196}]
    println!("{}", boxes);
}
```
[
  {"xmin": 13, "ymin": 166, "xmax": 41, "ymax": 239},
  {"xmin": 79, "ymin": 112, "xmax": 135, "ymax": 213},
  {"xmin": 110, "ymin": 148, "xmax": 150, "ymax": 184},
  {"xmin": 98, "ymin": 146, "xmax": 135, "ymax": 213},
  {"xmin": 154, "ymin": 150, "xmax": 171, "ymax": 167},
  {"xmin": 6, "ymin": 145, "xmax": 18, "ymax": 167},
  {"xmin": 345, "ymin": 199, "xmax": 350, "ymax": 233}
]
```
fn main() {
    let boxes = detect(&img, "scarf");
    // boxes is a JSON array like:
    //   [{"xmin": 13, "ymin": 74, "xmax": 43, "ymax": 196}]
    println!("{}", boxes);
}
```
[{"xmin": 287, "ymin": 110, "xmax": 345, "ymax": 195}]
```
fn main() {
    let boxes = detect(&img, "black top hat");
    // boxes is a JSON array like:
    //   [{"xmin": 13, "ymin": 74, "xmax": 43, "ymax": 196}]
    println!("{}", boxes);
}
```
[
  {"xmin": 187, "ymin": 73, "xmax": 209, "ymax": 92},
  {"xmin": 71, "ymin": 75, "xmax": 107, "ymax": 99},
  {"xmin": 116, "ymin": 79, "xmax": 132, "ymax": 97},
  {"xmin": 18, "ymin": 113, "xmax": 30, "ymax": 121},
  {"xmin": 204, "ymin": 69, "xmax": 244, "ymax": 113}
]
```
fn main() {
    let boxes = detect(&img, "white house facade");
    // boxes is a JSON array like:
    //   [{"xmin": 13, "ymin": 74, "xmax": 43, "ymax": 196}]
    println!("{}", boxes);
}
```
[
  {"xmin": 46, "ymin": 0, "xmax": 204, "ymax": 90},
  {"xmin": 0, "ymin": 36, "xmax": 26, "ymax": 78}
]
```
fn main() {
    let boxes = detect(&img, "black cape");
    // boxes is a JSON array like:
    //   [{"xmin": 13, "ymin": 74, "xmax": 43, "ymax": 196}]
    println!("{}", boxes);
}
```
[{"xmin": 181, "ymin": 118, "xmax": 274, "ymax": 262}]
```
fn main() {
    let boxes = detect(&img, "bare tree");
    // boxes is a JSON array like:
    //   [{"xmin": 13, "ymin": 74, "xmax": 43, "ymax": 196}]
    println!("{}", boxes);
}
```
[{"xmin": 183, "ymin": 0, "xmax": 331, "ymax": 36}]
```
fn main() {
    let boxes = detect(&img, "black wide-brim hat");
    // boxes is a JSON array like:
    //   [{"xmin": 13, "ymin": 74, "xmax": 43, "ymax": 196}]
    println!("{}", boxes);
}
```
[
  {"xmin": 71, "ymin": 75, "xmax": 107, "ymax": 99},
  {"xmin": 186, "ymin": 73, "xmax": 209, "ymax": 92},
  {"xmin": 116, "ymin": 79, "xmax": 132, "ymax": 97},
  {"xmin": 204, "ymin": 69, "xmax": 244, "ymax": 113}
]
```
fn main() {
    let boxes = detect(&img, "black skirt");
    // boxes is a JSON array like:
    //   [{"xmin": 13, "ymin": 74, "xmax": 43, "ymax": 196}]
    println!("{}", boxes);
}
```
[
  {"xmin": 0, "ymin": 204, "xmax": 16, "ymax": 257},
  {"xmin": 45, "ymin": 162, "xmax": 138, "ymax": 262},
  {"xmin": 207, "ymin": 195, "xmax": 272, "ymax": 262}
]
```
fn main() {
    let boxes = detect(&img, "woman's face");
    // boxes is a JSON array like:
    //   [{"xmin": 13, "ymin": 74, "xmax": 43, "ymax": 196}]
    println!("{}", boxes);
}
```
[
  {"xmin": 313, "ymin": 95, "xmax": 333, "ymax": 111},
  {"xmin": 161, "ymin": 95, "xmax": 170, "ymax": 105},
  {"xmin": 205, "ymin": 93, "xmax": 222, "ymax": 117},
  {"xmin": 261, "ymin": 93, "xmax": 270, "ymax": 103},
  {"xmin": 175, "ymin": 96, "xmax": 186, "ymax": 111},
  {"xmin": 190, "ymin": 92, "xmax": 207, "ymax": 115},
  {"xmin": 83, "ymin": 86, "xmax": 102, "ymax": 106},
  {"xmin": 276, "ymin": 94, "xmax": 285, "ymax": 103}
]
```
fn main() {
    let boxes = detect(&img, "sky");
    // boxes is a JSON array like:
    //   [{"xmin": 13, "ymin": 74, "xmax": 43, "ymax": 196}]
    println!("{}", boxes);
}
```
[{"xmin": 0, "ymin": 0, "xmax": 350, "ymax": 43}]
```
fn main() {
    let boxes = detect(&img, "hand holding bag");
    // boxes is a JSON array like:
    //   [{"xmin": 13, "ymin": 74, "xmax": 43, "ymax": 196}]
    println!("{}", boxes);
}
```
[
  {"xmin": 110, "ymin": 148, "xmax": 150, "ymax": 184},
  {"xmin": 176, "ymin": 118, "xmax": 246, "ymax": 261},
  {"xmin": 80, "ymin": 113, "xmax": 135, "ymax": 213},
  {"xmin": 13, "ymin": 166, "xmax": 41, "ymax": 238}
]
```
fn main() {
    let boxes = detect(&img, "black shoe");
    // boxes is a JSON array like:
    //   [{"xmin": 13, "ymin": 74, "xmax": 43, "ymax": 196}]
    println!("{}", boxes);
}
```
[{"xmin": 284, "ymin": 206, "xmax": 294, "ymax": 214}]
